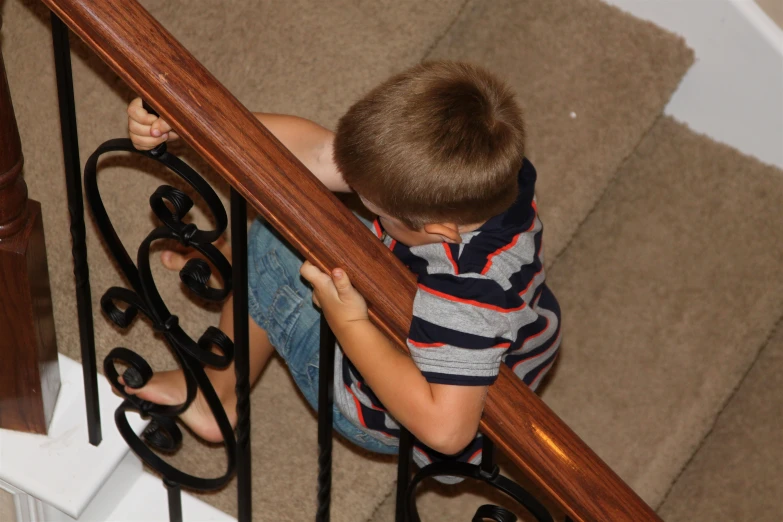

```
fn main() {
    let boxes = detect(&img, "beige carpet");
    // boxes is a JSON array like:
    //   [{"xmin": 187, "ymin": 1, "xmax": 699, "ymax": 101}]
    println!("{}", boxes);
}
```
[
  {"xmin": 658, "ymin": 324, "xmax": 783, "ymax": 522},
  {"xmin": 543, "ymin": 117, "xmax": 783, "ymax": 508},
  {"xmin": 0, "ymin": 0, "xmax": 726, "ymax": 520},
  {"xmin": 757, "ymin": 0, "xmax": 783, "ymax": 29}
]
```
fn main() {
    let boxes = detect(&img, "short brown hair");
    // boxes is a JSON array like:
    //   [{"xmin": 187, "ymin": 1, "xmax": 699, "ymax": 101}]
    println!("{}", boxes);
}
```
[{"xmin": 334, "ymin": 60, "xmax": 525, "ymax": 229}]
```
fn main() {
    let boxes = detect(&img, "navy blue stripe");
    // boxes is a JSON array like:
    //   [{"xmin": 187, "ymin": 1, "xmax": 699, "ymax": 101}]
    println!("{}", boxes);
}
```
[
  {"xmin": 521, "ymin": 351, "xmax": 559, "ymax": 388},
  {"xmin": 356, "ymin": 381, "xmax": 384, "ymax": 410},
  {"xmin": 509, "ymin": 313, "xmax": 550, "ymax": 351},
  {"xmin": 536, "ymin": 285, "xmax": 560, "ymax": 318},
  {"xmin": 421, "ymin": 372, "xmax": 497, "ymax": 386},
  {"xmin": 409, "ymin": 317, "xmax": 511, "ymax": 349},
  {"xmin": 418, "ymin": 273, "xmax": 522, "ymax": 310},
  {"xmin": 504, "ymin": 323, "xmax": 559, "ymax": 368},
  {"xmin": 458, "ymin": 162, "xmax": 538, "ymax": 274},
  {"xmin": 360, "ymin": 404, "xmax": 400, "ymax": 437},
  {"xmin": 506, "ymin": 231, "xmax": 543, "ymax": 291}
]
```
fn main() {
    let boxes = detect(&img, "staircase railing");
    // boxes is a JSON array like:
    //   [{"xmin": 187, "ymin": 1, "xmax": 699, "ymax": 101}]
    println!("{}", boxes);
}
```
[{"xmin": 40, "ymin": 1, "xmax": 660, "ymax": 521}]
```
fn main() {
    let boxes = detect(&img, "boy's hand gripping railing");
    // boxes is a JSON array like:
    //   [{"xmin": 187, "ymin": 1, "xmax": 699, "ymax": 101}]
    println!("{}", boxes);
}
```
[{"xmin": 42, "ymin": 1, "xmax": 661, "ymax": 521}]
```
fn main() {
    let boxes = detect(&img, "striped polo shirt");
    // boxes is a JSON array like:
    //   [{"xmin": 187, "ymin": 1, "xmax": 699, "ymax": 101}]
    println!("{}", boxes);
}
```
[{"xmin": 332, "ymin": 158, "xmax": 562, "ymax": 468}]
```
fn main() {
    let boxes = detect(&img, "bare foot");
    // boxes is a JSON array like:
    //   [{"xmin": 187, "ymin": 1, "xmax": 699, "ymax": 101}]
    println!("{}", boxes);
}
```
[
  {"xmin": 161, "ymin": 236, "xmax": 231, "ymax": 286},
  {"xmin": 122, "ymin": 370, "xmax": 236, "ymax": 443},
  {"xmin": 120, "ymin": 237, "xmax": 237, "ymax": 443}
]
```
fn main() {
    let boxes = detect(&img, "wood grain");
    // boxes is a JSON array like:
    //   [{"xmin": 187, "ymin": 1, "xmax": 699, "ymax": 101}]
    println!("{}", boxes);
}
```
[
  {"xmin": 39, "ymin": 1, "xmax": 660, "ymax": 520},
  {"xmin": 0, "ymin": 20, "xmax": 60, "ymax": 434}
]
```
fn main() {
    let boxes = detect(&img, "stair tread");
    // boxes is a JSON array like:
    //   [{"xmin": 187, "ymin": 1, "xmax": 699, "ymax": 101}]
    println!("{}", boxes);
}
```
[
  {"xmin": 658, "ymin": 326, "xmax": 783, "ymax": 521},
  {"xmin": 542, "ymin": 117, "xmax": 783, "ymax": 507}
]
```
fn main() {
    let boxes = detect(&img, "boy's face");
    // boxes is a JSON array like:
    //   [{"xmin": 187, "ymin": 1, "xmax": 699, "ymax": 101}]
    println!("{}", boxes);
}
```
[{"xmin": 359, "ymin": 196, "xmax": 447, "ymax": 247}]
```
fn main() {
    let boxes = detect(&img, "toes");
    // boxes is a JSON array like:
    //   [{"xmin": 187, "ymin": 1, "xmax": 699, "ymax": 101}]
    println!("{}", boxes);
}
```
[{"xmin": 161, "ymin": 250, "xmax": 189, "ymax": 271}]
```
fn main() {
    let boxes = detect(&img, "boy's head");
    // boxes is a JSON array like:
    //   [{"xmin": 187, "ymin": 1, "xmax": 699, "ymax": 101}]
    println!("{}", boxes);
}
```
[{"xmin": 334, "ymin": 60, "xmax": 525, "ymax": 241}]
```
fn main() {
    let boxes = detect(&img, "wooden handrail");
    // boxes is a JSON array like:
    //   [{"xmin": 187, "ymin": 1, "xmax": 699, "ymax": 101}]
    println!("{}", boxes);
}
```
[{"xmin": 40, "ymin": 1, "xmax": 660, "ymax": 520}]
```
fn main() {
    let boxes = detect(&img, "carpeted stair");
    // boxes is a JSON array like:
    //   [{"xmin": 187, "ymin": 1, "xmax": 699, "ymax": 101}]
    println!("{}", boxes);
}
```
[{"xmin": 2, "ymin": 0, "xmax": 782, "ymax": 520}]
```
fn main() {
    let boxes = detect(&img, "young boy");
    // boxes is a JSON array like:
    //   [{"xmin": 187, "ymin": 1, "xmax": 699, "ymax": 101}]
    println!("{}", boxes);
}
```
[{"xmin": 125, "ymin": 60, "xmax": 561, "ymax": 468}]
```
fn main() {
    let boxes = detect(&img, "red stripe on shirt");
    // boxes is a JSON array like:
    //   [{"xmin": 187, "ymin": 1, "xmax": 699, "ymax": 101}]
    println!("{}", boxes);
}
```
[
  {"xmin": 480, "ymin": 206, "xmax": 538, "ymax": 275},
  {"xmin": 480, "ymin": 232, "xmax": 521, "ymax": 275},
  {"xmin": 519, "ymin": 267, "xmax": 544, "ymax": 297},
  {"xmin": 417, "ymin": 283, "xmax": 527, "ymax": 313},
  {"xmin": 512, "ymin": 330, "xmax": 561, "ymax": 373},
  {"xmin": 443, "ymin": 243, "xmax": 459, "ymax": 275},
  {"xmin": 515, "ymin": 317, "xmax": 550, "ymax": 353},
  {"xmin": 468, "ymin": 448, "xmax": 483, "ymax": 462},
  {"xmin": 372, "ymin": 219, "xmax": 383, "ymax": 239},
  {"xmin": 408, "ymin": 339, "xmax": 446, "ymax": 348},
  {"xmin": 530, "ymin": 352, "xmax": 558, "ymax": 388},
  {"xmin": 345, "ymin": 384, "xmax": 368, "ymax": 427}
]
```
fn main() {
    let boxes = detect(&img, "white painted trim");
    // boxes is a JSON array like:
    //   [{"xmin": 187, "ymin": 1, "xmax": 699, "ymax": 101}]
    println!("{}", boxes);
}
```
[
  {"xmin": 0, "ymin": 481, "xmax": 45, "ymax": 522},
  {"xmin": 733, "ymin": 0, "xmax": 783, "ymax": 51},
  {"xmin": 602, "ymin": 0, "xmax": 783, "ymax": 169},
  {"xmin": 0, "ymin": 354, "xmax": 148, "ymax": 518}
]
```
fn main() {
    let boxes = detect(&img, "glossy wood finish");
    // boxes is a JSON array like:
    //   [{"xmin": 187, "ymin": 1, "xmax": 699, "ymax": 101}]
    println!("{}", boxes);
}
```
[
  {"xmin": 0, "ymin": 15, "xmax": 60, "ymax": 434},
  {"xmin": 40, "ymin": 1, "xmax": 660, "ymax": 520}
]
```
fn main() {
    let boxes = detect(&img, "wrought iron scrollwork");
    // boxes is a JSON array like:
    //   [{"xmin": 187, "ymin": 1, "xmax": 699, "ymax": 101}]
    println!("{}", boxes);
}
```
[
  {"xmin": 396, "ymin": 432, "xmax": 555, "ymax": 522},
  {"xmin": 404, "ymin": 460, "xmax": 553, "ymax": 522},
  {"xmin": 83, "ymin": 137, "xmax": 237, "ymax": 492}
]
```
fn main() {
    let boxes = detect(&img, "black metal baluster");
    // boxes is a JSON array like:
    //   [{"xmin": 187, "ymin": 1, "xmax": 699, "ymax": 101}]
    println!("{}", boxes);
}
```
[
  {"xmin": 231, "ymin": 188, "xmax": 252, "ymax": 522},
  {"xmin": 395, "ymin": 427, "xmax": 414, "ymax": 522},
  {"xmin": 50, "ymin": 13, "xmax": 101, "ymax": 446},
  {"xmin": 481, "ymin": 435, "xmax": 495, "ymax": 474},
  {"xmin": 316, "ymin": 316, "xmax": 336, "ymax": 522},
  {"xmin": 164, "ymin": 479, "xmax": 183, "ymax": 522}
]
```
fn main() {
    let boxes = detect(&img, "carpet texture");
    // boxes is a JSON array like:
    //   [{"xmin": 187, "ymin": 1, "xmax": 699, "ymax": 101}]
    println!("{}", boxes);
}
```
[
  {"xmin": 0, "ymin": 0, "xmax": 712, "ymax": 519},
  {"xmin": 542, "ymin": 116, "xmax": 783, "ymax": 507},
  {"xmin": 658, "ymin": 324, "xmax": 783, "ymax": 522}
]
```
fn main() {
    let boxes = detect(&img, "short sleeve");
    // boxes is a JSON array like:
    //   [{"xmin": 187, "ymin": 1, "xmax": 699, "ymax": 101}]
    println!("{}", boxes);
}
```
[{"xmin": 407, "ymin": 273, "xmax": 536, "ymax": 385}]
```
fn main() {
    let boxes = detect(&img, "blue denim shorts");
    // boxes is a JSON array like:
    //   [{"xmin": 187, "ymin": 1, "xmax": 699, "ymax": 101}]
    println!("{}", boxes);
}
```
[{"xmin": 246, "ymin": 217, "xmax": 397, "ymax": 455}]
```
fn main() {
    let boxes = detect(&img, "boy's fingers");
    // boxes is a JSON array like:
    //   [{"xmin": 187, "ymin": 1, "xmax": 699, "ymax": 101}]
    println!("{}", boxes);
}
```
[
  {"xmin": 331, "ymin": 269, "xmax": 353, "ymax": 294},
  {"xmin": 129, "ymin": 132, "xmax": 167, "ymax": 151},
  {"xmin": 300, "ymin": 261, "xmax": 329, "ymax": 286},
  {"xmin": 127, "ymin": 100, "xmax": 158, "ymax": 125},
  {"xmin": 151, "ymin": 118, "xmax": 173, "ymax": 135},
  {"xmin": 128, "ymin": 118, "xmax": 154, "ymax": 137}
]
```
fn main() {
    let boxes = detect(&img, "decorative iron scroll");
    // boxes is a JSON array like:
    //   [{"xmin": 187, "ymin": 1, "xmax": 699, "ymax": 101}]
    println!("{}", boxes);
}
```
[
  {"xmin": 393, "ymin": 430, "xmax": 556, "ymax": 522},
  {"xmin": 404, "ymin": 459, "xmax": 555, "ymax": 522},
  {"xmin": 83, "ymin": 138, "xmax": 237, "ymax": 492}
]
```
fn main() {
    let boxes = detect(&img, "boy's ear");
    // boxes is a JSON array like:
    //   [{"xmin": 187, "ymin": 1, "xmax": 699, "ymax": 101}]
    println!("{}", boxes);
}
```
[{"xmin": 423, "ymin": 223, "xmax": 462, "ymax": 244}]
